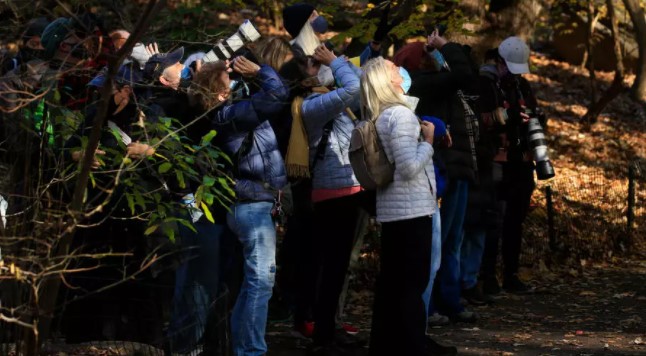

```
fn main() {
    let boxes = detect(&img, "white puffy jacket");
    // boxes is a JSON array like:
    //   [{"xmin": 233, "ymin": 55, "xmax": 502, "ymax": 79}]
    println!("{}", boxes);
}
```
[{"xmin": 375, "ymin": 105, "xmax": 436, "ymax": 223}]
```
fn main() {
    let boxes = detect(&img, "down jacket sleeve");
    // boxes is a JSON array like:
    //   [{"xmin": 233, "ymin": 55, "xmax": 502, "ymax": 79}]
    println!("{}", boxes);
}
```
[
  {"xmin": 211, "ymin": 65, "xmax": 289, "ymax": 133},
  {"xmin": 382, "ymin": 106, "xmax": 434, "ymax": 180},
  {"xmin": 301, "ymin": 57, "xmax": 360, "ymax": 133}
]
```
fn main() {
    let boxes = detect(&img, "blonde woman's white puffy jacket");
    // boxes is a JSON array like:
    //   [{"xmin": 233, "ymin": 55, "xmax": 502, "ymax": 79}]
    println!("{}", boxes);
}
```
[{"xmin": 375, "ymin": 105, "xmax": 437, "ymax": 222}]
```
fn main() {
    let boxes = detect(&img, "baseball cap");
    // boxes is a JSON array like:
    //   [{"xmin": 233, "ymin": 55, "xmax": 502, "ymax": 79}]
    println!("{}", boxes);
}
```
[
  {"xmin": 143, "ymin": 47, "xmax": 184, "ymax": 81},
  {"xmin": 498, "ymin": 36, "xmax": 530, "ymax": 74},
  {"xmin": 88, "ymin": 63, "xmax": 143, "ymax": 88}
]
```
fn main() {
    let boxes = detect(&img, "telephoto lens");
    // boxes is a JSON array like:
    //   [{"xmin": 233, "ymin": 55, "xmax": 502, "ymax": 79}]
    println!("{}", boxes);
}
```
[
  {"xmin": 203, "ymin": 20, "xmax": 261, "ymax": 63},
  {"xmin": 527, "ymin": 117, "xmax": 555, "ymax": 180}
]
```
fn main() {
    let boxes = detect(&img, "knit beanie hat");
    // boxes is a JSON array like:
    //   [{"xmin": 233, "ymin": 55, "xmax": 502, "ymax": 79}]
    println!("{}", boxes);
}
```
[
  {"xmin": 283, "ymin": 3, "xmax": 315, "ymax": 38},
  {"xmin": 40, "ymin": 17, "xmax": 75, "ymax": 59}
]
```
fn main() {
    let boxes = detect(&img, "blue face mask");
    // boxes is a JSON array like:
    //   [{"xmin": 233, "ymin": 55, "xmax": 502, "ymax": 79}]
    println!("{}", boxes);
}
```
[
  {"xmin": 430, "ymin": 49, "xmax": 447, "ymax": 70},
  {"xmin": 311, "ymin": 16, "xmax": 328, "ymax": 34},
  {"xmin": 399, "ymin": 66, "xmax": 412, "ymax": 94}
]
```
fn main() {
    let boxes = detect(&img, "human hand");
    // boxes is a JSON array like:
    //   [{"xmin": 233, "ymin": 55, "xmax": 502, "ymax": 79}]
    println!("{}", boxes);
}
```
[
  {"xmin": 421, "ymin": 121, "xmax": 435, "ymax": 144},
  {"xmin": 71, "ymin": 149, "xmax": 105, "ymax": 169},
  {"xmin": 427, "ymin": 28, "xmax": 448, "ymax": 49},
  {"xmin": 145, "ymin": 42, "xmax": 160, "ymax": 57},
  {"xmin": 312, "ymin": 44, "xmax": 337, "ymax": 67},
  {"xmin": 127, "ymin": 142, "xmax": 154, "ymax": 159},
  {"xmin": 232, "ymin": 56, "xmax": 260, "ymax": 77}
]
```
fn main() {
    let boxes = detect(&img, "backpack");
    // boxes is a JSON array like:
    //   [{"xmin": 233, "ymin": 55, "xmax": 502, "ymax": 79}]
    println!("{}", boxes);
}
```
[{"xmin": 349, "ymin": 117, "xmax": 394, "ymax": 190}]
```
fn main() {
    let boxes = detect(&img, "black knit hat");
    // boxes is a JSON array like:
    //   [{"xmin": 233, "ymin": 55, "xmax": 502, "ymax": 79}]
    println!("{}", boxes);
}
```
[{"xmin": 283, "ymin": 3, "xmax": 314, "ymax": 38}]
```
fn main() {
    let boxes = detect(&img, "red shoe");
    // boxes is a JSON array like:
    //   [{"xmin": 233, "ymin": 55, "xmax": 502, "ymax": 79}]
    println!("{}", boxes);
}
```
[
  {"xmin": 293, "ymin": 321, "xmax": 314, "ymax": 339},
  {"xmin": 337, "ymin": 322, "xmax": 359, "ymax": 335}
]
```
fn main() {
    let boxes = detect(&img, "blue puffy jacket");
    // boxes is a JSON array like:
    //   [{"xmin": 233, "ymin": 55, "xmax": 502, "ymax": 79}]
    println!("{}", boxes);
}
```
[
  {"xmin": 302, "ymin": 57, "xmax": 361, "ymax": 191},
  {"xmin": 210, "ymin": 65, "xmax": 290, "ymax": 202}
]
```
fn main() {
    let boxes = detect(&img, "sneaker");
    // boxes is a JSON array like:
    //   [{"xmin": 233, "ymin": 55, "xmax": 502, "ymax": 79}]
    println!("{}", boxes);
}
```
[
  {"xmin": 463, "ymin": 285, "xmax": 494, "ymax": 306},
  {"xmin": 450, "ymin": 310, "xmax": 478, "ymax": 323},
  {"xmin": 427, "ymin": 312, "xmax": 450, "ymax": 327},
  {"xmin": 426, "ymin": 336, "xmax": 458, "ymax": 356},
  {"xmin": 503, "ymin": 275, "xmax": 531, "ymax": 294},
  {"xmin": 293, "ymin": 321, "xmax": 315, "ymax": 339},
  {"xmin": 336, "ymin": 322, "xmax": 359, "ymax": 335},
  {"xmin": 482, "ymin": 275, "xmax": 501, "ymax": 296}
]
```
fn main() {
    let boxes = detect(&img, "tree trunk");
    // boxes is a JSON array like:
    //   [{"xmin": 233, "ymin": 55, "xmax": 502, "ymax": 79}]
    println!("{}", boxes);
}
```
[
  {"xmin": 586, "ymin": 0, "xmax": 597, "ymax": 103},
  {"xmin": 584, "ymin": 0, "xmax": 626, "ymax": 123},
  {"xmin": 623, "ymin": 0, "xmax": 646, "ymax": 103}
]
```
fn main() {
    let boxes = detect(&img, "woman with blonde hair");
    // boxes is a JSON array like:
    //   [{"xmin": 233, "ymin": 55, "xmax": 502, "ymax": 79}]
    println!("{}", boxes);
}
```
[{"xmin": 361, "ymin": 57, "xmax": 439, "ymax": 356}]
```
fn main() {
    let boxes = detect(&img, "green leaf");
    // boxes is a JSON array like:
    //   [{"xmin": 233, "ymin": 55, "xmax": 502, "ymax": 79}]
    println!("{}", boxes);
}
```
[
  {"xmin": 201, "ymin": 201, "xmax": 214, "ymax": 223},
  {"xmin": 144, "ymin": 225, "xmax": 159, "ymax": 235},
  {"xmin": 176, "ymin": 170, "xmax": 186, "ymax": 189},
  {"xmin": 158, "ymin": 162, "xmax": 172, "ymax": 174},
  {"xmin": 203, "ymin": 192, "xmax": 214, "ymax": 206},
  {"xmin": 200, "ymin": 130, "xmax": 217, "ymax": 146},
  {"xmin": 203, "ymin": 176, "xmax": 216, "ymax": 187},
  {"xmin": 163, "ymin": 225, "xmax": 176, "ymax": 242},
  {"xmin": 178, "ymin": 219, "xmax": 197, "ymax": 233},
  {"xmin": 126, "ymin": 194, "xmax": 135, "ymax": 215}
]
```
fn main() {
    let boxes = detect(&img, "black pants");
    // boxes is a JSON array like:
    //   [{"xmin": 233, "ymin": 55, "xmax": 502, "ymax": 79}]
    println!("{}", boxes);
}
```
[
  {"xmin": 369, "ymin": 216, "xmax": 432, "ymax": 356},
  {"xmin": 482, "ymin": 162, "xmax": 535, "ymax": 279},
  {"xmin": 277, "ymin": 179, "xmax": 317, "ymax": 324},
  {"xmin": 312, "ymin": 193, "xmax": 365, "ymax": 345}
]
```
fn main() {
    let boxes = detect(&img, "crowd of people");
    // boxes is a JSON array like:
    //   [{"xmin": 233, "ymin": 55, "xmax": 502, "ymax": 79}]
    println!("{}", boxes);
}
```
[{"xmin": 0, "ymin": 3, "xmax": 550, "ymax": 356}]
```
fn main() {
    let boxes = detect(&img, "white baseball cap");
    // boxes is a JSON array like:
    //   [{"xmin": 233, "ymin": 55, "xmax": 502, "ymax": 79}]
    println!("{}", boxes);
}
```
[{"xmin": 498, "ymin": 36, "xmax": 530, "ymax": 74}]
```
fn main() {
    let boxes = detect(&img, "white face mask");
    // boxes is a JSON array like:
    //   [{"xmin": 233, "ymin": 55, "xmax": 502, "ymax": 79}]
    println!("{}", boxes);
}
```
[{"xmin": 317, "ymin": 64, "xmax": 335, "ymax": 87}]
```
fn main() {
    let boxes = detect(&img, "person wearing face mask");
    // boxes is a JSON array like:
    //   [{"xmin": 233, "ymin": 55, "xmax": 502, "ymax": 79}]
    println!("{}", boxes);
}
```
[
  {"xmin": 402, "ymin": 29, "xmax": 481, "ymax": 326},
  {"xmin": 287, "ymin": 42, "xmax": 370, "ymax": 355},
  {"xmin": 361, "ymin": 57, "xmax": 454, "ymax": 356}
]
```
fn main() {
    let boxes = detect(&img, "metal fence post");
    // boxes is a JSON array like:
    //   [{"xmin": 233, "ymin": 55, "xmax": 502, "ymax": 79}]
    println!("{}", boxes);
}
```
[
  {"xmin": 546, "ymin": 185, "xmax": 556, "ymax": 251},
  {"xmin": 627, "ymin": 164, "xmax": 636, "ymax": 237}
]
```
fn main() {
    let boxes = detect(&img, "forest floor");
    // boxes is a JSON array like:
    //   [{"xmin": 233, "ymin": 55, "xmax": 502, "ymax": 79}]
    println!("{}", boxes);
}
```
[{"xmin": 265, "ymin": 256, "xmax": 646, "ymax": 356}]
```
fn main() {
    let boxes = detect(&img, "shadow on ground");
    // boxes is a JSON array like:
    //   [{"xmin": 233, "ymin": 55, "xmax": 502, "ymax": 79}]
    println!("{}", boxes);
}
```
[{"xmin": 266, "ymin": 258, "xmax": 646, "ymax": 356}]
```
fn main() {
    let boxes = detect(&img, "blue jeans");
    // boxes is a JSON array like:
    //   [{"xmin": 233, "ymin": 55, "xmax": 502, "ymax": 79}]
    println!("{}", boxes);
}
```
[
  {"xmin": 169, "ymin": 216, "xmax": 225, "ymax": 352},
  {"xmin": 434, "ymin": 179, "xmax": 469, "ymax": 315},
  {"xmin": 460, "ymin": 227, "xmax": 486, "ymax": 289},
  {"xmin": 227, "ymin": 201, "xmax": 276, "ymax": 356},
  {"xmin": 423, "ymin": 211, "xmax": 442, "ymax": 317}
]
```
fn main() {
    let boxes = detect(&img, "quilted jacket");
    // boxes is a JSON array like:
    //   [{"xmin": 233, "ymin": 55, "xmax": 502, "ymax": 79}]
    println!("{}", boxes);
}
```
[
  {"xmin": 302, "ymin": 57, "xmax": 361, "ymax": 191},
  {"xmin": 210, "ymin": 65, "xmax": 290, "ymax": 202},
  {"xmin": 375, "ymin": 105, "xmax": 436, "ymax": 222}
]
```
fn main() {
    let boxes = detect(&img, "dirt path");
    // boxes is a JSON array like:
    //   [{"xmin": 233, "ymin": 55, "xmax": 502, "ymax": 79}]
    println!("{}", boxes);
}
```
[{"xmin": 266, "ymin": 258, "xmax": 646, "ymax": 356}]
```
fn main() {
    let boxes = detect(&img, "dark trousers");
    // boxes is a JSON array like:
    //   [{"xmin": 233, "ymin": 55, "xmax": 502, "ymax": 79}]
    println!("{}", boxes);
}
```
[
  {"xmin": 370, "ymin": 216, "xmax": 432, "ymax": 356},
  {"xmin": 483, "ymin": 162, "xmax": 535, "ymax": 279},
  {"xmin": 312, "ymin": 193, "xmax": 364, "ymax": 345},
  {"xmin": 277, "ymin": 179, "xmax": 317, "ymax": 324}
]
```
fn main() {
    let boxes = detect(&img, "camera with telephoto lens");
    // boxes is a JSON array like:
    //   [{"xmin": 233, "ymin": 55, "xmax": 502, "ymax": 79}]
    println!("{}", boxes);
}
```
[
  {"xmin": 202, "ymin": 20, "xmax": 261, "ymax": 63},
  {"xmin": 525, "ymin": 108, "xmax": 555, "ymax": 180}
]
